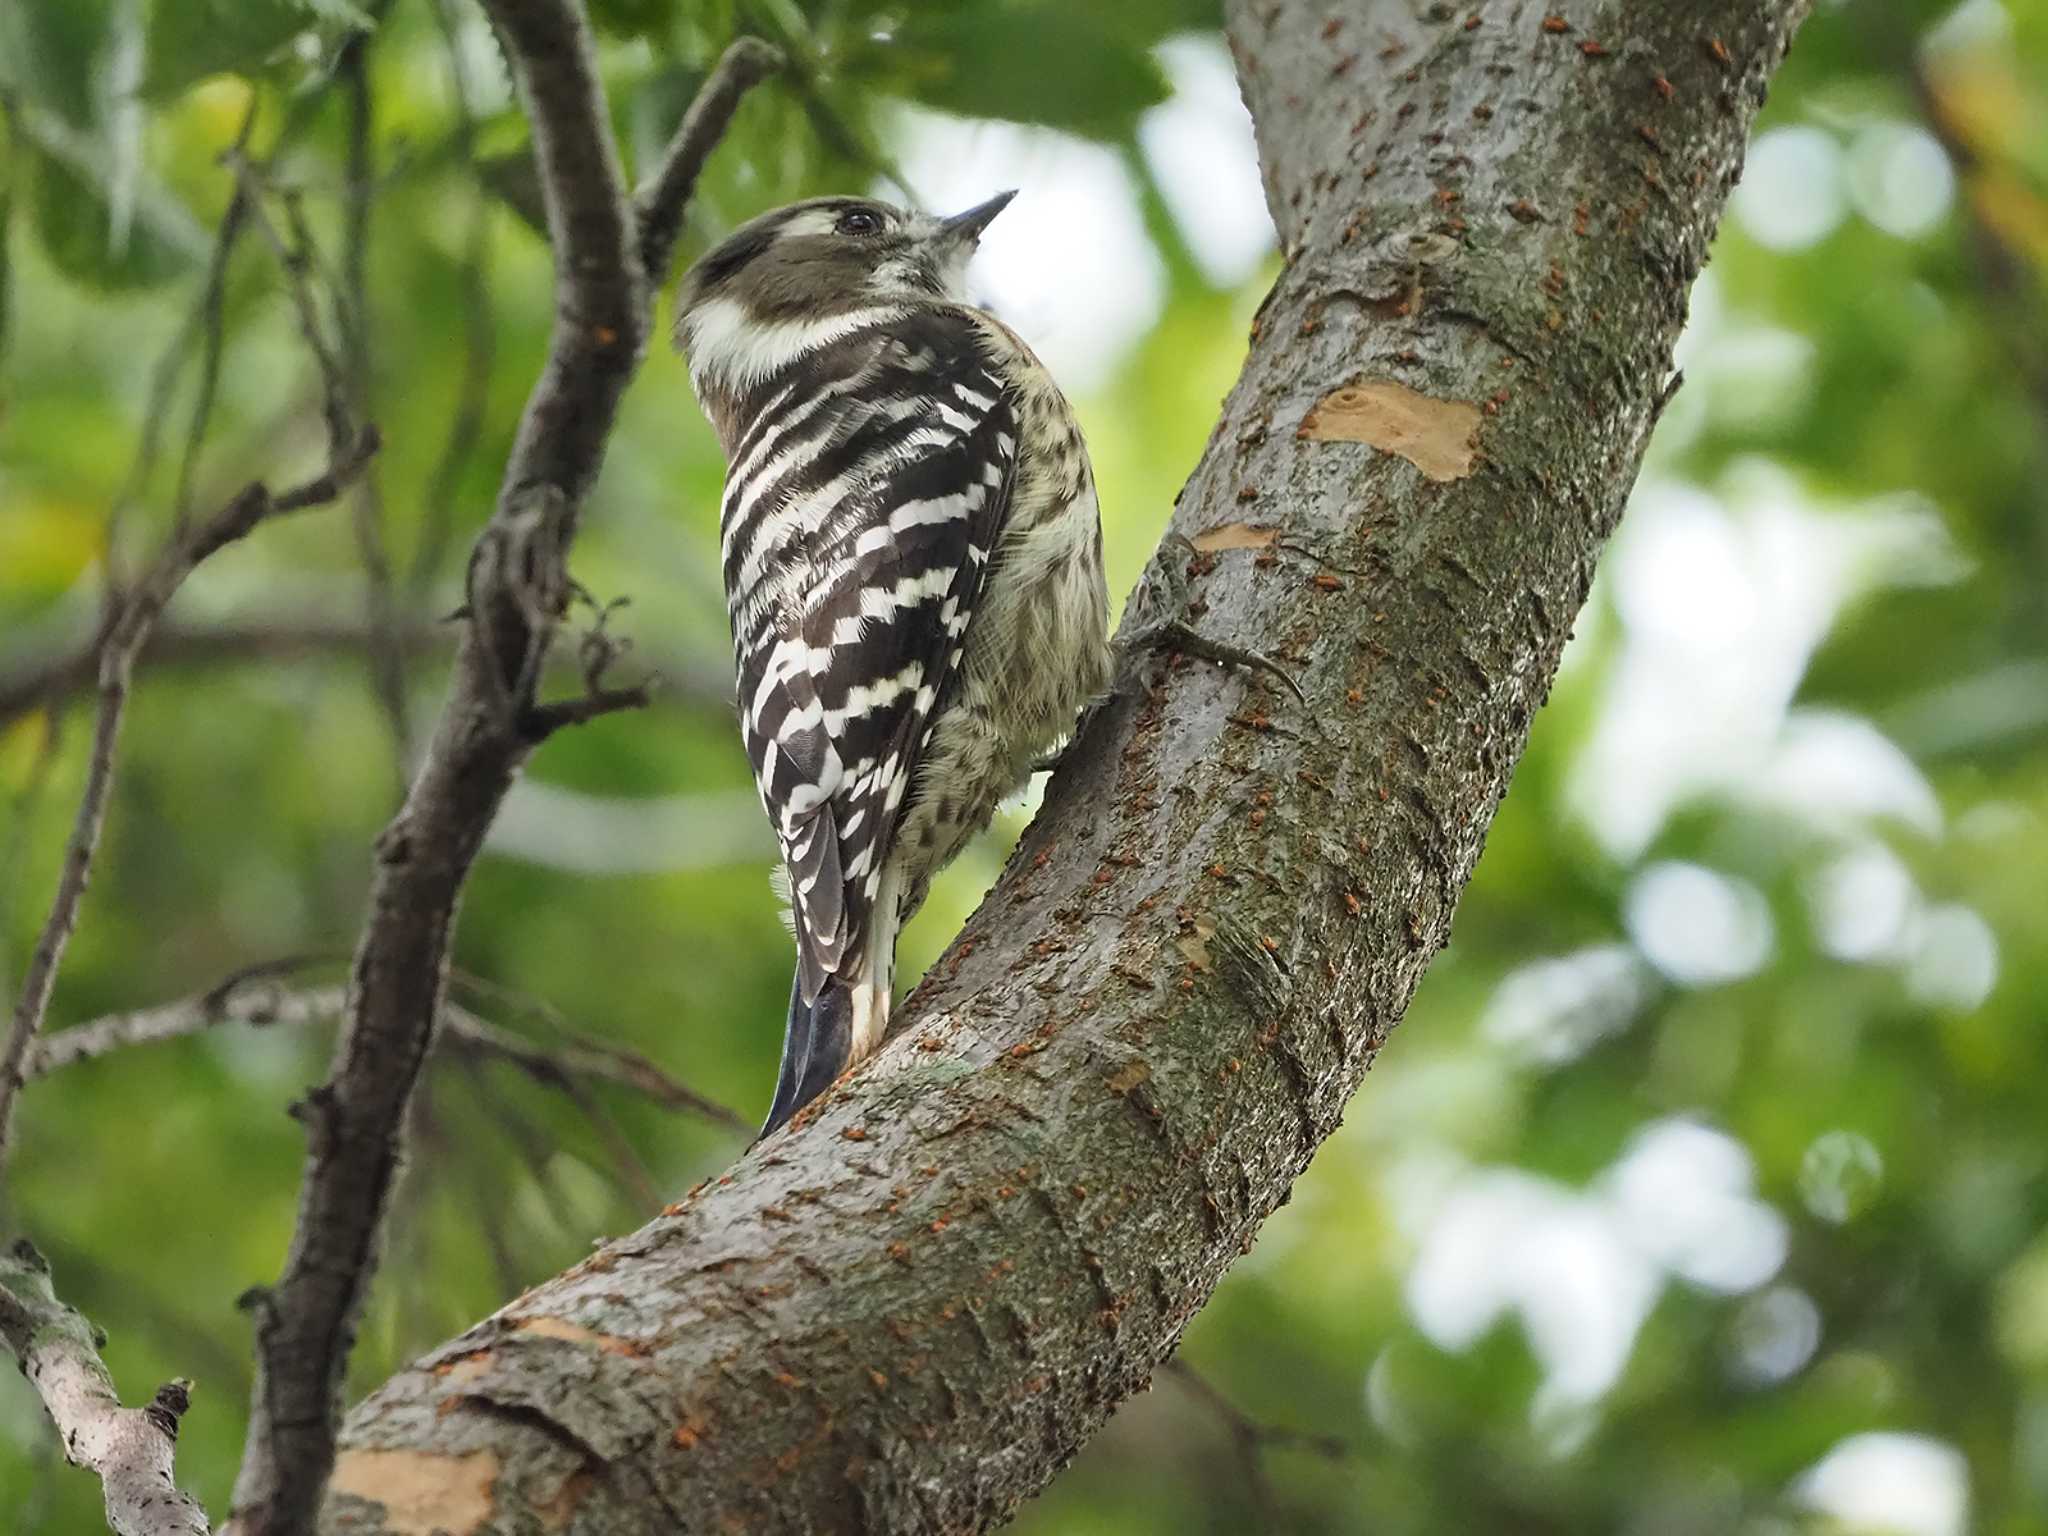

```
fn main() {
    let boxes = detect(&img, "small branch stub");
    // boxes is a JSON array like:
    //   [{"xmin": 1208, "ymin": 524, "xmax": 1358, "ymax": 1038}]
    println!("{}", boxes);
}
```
[{"xmin": 0, "ymin": 1241, "xmax": 211, "ymax": 1536}]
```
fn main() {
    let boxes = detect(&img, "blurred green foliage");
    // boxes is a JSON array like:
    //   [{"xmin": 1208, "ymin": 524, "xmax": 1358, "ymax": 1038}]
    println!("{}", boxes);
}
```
[{"xmin": 2, "ymin": 0, "xmax": 2046, "ymax": 1532}]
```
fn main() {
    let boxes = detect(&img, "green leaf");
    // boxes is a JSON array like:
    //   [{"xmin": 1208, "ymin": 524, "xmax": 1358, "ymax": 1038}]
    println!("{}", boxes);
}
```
[
  {"xmin": 0, "ymin": 185, "xmax": 13, "ymax": 369},
  {"xmin": 587, "ymin": 0, "xmax": 684, "ymax": 42},
  {"xmin": 15, "ymin": 107, "xmax": 207, "ymax": 291},
  {"xmin": 141, "ymin": 0, "xmax": 376, "ymax": 100},
  {"xmin": 29, "ymin": 151, "xmax": 194, "ymax": 290},
  {"xmin": 894, "ymin": 2, "xmax": 1171, "ymax": 141},
  {"xmin": 0, "ymin": 0, "xmax": 114, "ymax": 128},
  {"xmin": 1097, "ymin": 0, "xmax": 1224, "ymax": 45}
]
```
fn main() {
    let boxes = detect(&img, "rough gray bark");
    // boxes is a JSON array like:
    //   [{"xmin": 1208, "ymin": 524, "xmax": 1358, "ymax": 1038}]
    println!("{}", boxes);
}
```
[
  {"xmin": 319, "ymin": 1, "xmax": 1807, "ymax": 1529},
  {"xmin": 0, "ymin": 1242, "xmax": 209, "ymax": 1536}
]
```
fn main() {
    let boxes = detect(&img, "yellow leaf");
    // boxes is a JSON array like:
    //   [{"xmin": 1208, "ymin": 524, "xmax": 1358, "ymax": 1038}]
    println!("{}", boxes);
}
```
[
  {"xmin": 1971, "ymin": 170, "xmax": 2048, "ymax": 268},
  {"xmin": 1924, "ymin": 57, "xmax": 2035, "ymax": 164},
  {"xmin": 0, "ymin": 713, "xmax": 59, "ymax": 793},
  {"xmin": 0, "ymin": 502, "xmax": 103, "ymax": 594}
]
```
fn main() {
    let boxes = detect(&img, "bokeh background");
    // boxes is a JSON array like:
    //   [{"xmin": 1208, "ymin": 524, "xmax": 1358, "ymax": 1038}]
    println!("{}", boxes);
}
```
[{"xmin": 3, "ymin": 0, "xmax": 2046, "ymax": 1531}]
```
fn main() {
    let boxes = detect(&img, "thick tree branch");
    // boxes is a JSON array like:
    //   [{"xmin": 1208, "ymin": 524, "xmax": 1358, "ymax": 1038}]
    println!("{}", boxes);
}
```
[
  {"xmin": 313, "ymin": 1, "xmax": 1808, "ymax": 1530},
  {"xmin": 0, "ymin": 1241, "xmax": 209, "ymax": 1536},
  {"xmin": 223, "ymin": 13, "xmax": 779, "ymax": 1532}
]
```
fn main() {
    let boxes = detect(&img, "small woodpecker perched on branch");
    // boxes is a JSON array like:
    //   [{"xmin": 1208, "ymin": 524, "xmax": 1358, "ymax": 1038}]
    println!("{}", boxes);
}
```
[{"xmin": 676, "ymin": 192, "xmax": 1110, "ymax": 1136}]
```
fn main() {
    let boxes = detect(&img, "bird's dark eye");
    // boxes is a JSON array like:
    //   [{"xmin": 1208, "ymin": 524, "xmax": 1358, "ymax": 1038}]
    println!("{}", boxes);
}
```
[{"xmin": 836, "ymin": 207, "xmax": 883, "ymax": 236}]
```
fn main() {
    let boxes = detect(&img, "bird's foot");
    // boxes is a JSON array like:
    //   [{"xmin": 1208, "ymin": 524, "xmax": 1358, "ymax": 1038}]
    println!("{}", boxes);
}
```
[
  {"xmin": 1116, "ymin": 533, "xmax": 1307, "ymax": 705},
  {"xmin": 1125, "ymin": 615, "xmax": 1308, "ymax": 707}
]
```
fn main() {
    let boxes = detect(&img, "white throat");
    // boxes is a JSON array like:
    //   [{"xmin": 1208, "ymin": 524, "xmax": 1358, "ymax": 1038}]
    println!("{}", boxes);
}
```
[{"xmin": 682, "ymin": 300, "xmax": 908, "ymax": 396}]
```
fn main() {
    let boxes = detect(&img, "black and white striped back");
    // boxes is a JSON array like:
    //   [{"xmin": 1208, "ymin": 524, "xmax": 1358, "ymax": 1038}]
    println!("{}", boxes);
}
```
[{"xmin": 717, "ymin": 306, "xmax": 1020, "ymax": 1005}]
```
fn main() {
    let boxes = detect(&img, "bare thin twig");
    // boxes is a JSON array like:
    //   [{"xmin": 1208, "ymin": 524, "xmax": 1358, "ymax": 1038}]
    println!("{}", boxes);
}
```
[
  {"xmin": 0, "ymin": 708, "xmax": 64, "ymax": 998},
  {"xmin": 225, "ymin": 14, "xmax": 780, "ymax": 1527},
  {"xmin": 109, "ymin": 300, "xmax": 206, "ymax": 585},
  {"xmin": 337, "ymin": 31, "xmax": 412, "ymax": 767},
  {"xmin": 27, "ymin": 980, "xmax": 348, "ymax": 1078},
  {"xmin": 633, "ymin": 36, "xmax": 785, "ymax": 285},
  {"xmin": 522, "ymin": 680, "xmax": 657, "ymax": 738},
  {"xmin": 118, "ymin": 82, "xmax": 340, "ymax": 568},
  {"xmin": 1166, "ymin": 1360, "xmax": 1350, "ymax": 1524},
  {"xmin": 0, "ymin": 80, "xmax": 385, "ymax": 1160},
  {"xmin": 0, "ymin": 616, "xmax": 439, "ymax": 726},
  {"xmin": 26, "ymin": 975, "xmax": 746, "ymax": 1133},
  {"xmin": 447, "ymin": 970, "xmax": 749, "ymax": 1132},
  {"xmin": 0, "ymin": 431, "xmax": 380, "ymax": 1162},
  {"xmin": 169, "ymin": 102, "xmax": 259, "ymax": 533},
  {"xmin": 221, "ymin": 155, "xmax": 353, "ymax": 460},
  {"xmin": 0, "ymin": 1240, "xmax": 210, "ymax": 1536},
  {"xmin": 0, "ymin": 611, "xmax": 728, "ymax": 728}
]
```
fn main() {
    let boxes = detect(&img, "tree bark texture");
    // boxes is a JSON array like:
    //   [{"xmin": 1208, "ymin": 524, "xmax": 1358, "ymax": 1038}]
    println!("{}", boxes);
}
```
[
  {"xmin": 320, "ymin": 1, "xmax": 1807, "ymax": 1529},
  {"xmin": 0, "ymin": 1243, "xmax": 209, "ymax": 1536}
]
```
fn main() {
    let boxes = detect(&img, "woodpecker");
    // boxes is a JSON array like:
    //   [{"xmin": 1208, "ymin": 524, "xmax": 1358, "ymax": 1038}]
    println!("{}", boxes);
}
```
[{"xmin": 676, "ymin": 192, "xmax": 1111, "ymax": 1137}]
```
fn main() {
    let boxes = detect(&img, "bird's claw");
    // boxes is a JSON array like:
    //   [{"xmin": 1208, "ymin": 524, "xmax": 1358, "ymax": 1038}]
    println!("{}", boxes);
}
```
[{"xmin": 1128, "ymin": 616, "xmax": 1309, "ymax": 707}]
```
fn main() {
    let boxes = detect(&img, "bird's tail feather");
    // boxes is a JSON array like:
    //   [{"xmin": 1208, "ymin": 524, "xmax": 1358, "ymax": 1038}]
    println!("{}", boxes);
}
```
[
  {"xmin": 759, "ymin": 975, "xmax": 855, "ymax": 1139},
  {"xmin": 760, "ymin": 868, "xmax": 899, "ymax": 1138}
]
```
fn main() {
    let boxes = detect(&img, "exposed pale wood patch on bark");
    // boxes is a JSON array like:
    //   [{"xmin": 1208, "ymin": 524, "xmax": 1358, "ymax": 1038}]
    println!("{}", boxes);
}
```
[
  {"xmin": 1190, "ymin": 522, "xmax": 1281, "ymax": 551},
  {"xmin": 327, "ymin": 1449, "xmax": 499, "ymax": 1534},
  {"xmin": 1299, "ymin": 380, "xmax": 1481, "ymax": 482},
  {"xmin": 431, "ymin": 1351, "xmax": 497, "ymax": 1388},
  {"xmin": 512, "ymin": 1314, "xmax": 651, "ymax": 1356},
  {"xmin": 1106, "ymin": 1060, "xmax": 1153, "ymax": 1095},
  {"xmin": 1177, "ymin": 914, "xmax": 1218, "ymax": 971}
]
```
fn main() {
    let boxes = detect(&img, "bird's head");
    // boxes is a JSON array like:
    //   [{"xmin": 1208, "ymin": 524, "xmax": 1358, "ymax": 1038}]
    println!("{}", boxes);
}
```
[{"xmin": 675, "ymin": 191, "xmax": 1014, "ymax": 400}]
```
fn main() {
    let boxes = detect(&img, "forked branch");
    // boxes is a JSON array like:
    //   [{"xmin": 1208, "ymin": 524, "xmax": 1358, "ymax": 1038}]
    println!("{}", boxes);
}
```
[{"xmin": 224, "ymin": 20, "xmax": 780, "ymax": 1533}]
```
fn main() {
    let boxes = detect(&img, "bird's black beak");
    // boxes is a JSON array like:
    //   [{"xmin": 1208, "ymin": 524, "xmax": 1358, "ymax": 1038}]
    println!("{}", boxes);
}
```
[{"xmin": 939, "ymin": 189, "xmax": 1017, "ymax": 244}]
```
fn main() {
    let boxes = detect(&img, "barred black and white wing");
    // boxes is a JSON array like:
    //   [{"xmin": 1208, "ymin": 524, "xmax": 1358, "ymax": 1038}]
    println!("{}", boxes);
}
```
[{"xmin": 719, "ymin": 309, "xmax": 1017, "ymax": 1006}]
